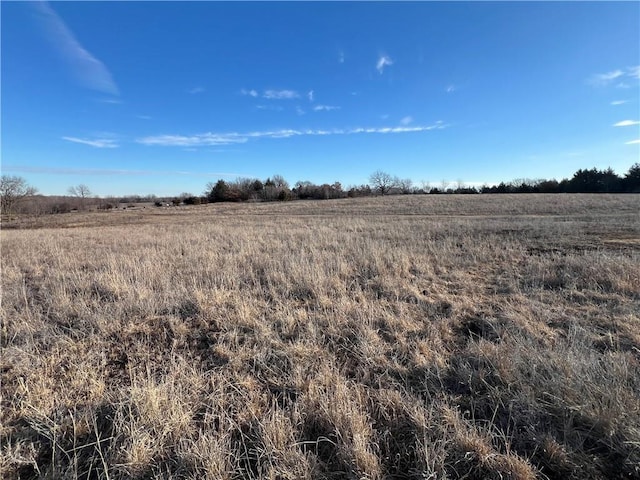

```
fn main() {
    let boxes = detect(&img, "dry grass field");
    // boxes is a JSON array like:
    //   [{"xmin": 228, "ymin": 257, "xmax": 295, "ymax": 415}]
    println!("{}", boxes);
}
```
[{"xmin": 2, "ymin": 194, "xmax": 639, "ymax": 479}]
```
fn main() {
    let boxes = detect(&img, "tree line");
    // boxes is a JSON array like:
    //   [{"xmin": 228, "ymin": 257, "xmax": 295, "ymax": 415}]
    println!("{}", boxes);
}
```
[
  {"xmin": 478, "ymin": 165, "xmax": 640, "ymax": 194},
  {"xmin": 1, "ymin": 163, "xmax": 639, "ymax": 217},
  {"xmin": 200, "ymin": 164, "xmax": 640, "ymax": 203}
]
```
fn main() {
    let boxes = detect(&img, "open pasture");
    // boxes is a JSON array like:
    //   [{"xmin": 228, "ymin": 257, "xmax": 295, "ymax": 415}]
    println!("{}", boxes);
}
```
[{"xmin": 2, "ymin": 194, "xmax": 639, "ymax": 479}]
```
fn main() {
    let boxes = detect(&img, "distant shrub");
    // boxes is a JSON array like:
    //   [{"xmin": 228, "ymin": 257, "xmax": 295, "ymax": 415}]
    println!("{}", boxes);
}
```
[
  {"xmin": 207, "ymin": 180, "xmax": 230, "ymax": 202},
  {"xmin": 294, "ymin": 181, "xmax": 345, "ymax": 200},
  {"xmin": 347, "ymin": 185, "xmax": 372, "ymax": 197},
  {"xmin": 50, "ymin": 202, "xmax": 72, "ymax": 214},
  {"xmin": 154, "ymin": 201, "xmax": 163, "ymax": 207},
  {"xmin": 452, "ymin": 187, "xmax": 479, "ymax": 194},
  {"xmin": 182, "ymin": 196, "xmax": 201, "ymax": 205},
  {"xmin": 277, "ymin": 190, "xmax": 292, "ymax": 201}
]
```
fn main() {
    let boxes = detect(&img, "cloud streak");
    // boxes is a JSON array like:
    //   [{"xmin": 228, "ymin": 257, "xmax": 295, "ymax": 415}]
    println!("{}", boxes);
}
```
[
  {"xmin": 62, "ymin": 136, "xmax": 119, "ymax": 148},
  {"xmin": 611, "ymin": 100, "xmax": 628, "ymax": 106},
  {"xmin": 588, "ymin": 66, "xmax": 640, "ymax": 86},
  {"xmin": 137, "ymin": 121, "xmax": 449, "ymax": 147},
  {"xmin": 626, "ymin": 139, "xmax": 640, "ymax": 145},
  {"xmin": 588, "ymin": 69, "xmax": 624, "ymax": 86},
  {"xmin": 263, "ymin": 89, "xmax": 300, "ymax": 99},
  {"xmin": 400, "ymin": 116, "xmax": 413, "ymax": 126},
  {"xmin": 628, "ymin": 66, "xmax": 640, "ymax": 79},
  {"xmin": 33, "ymin": 1, "xmax": 119, "ymax": 96},
  {"xmin": 97, "ymin": 98, "xmax": 123, "ymax": 105},
  {"xmin": 137, "ymin": 133, "xmax": 249, "ymax": 147},
  {"xmin": 256, "ymin": 104, "xmax": 283, "ymax": 111},
  {"xmin": 313, "ymin": 105, "xmax": 340, "ymax": 111},
  {"xmin": 376, "ymin": 55, "xmax": 393, "ymax": 74},
  {"xmin": 2, "ymin": 165, "xmax": 247, "ymax": 177},
  {"xmin": 244, "ymin": 88, "xmax": 301, "ymax": 99},
  {"xmin": 188, "ymin": 86, "xmax": 205, "ymax": 94},
  {"xmin": 613, "ymin": 120, "xmax": 640, "ymax": 127}
]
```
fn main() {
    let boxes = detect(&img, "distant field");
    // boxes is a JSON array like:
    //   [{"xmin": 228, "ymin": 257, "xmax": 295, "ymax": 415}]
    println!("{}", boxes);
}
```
[{"xmin": 2, "ymin": 194, "xmax": 639, "ymax": 479}]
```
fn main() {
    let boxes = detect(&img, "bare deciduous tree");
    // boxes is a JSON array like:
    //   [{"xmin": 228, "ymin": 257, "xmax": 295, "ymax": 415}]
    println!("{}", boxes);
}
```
[
  {"xmin": 68, "ymin": 184, "xmax": 91, "ymax": 199},
  {"xmin": 369, "ymin": 170, "xmax": 398, "ymax": 195},
  {"xmin": 271, "ymin": 174, "xmax": 289, "ymax": 190},
  {"xmin": 68, "ymin": 184, "xmax": 92, "ymax": 210},
  {"xmin": 1, "ymin": 175, "xmax": 37, "ymax": 216},
  {"xmin": 398, "ymin": 178, "xmax": 413, "ymax": 194}
]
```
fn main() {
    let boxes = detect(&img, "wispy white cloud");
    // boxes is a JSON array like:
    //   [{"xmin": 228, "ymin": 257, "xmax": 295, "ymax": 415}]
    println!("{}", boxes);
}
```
[
  {"xmin": 253, "ymin": 88, "xmax": 302, "ymax": 100},
  {"xmin": 296, "ymin": 106, "xmax": 306, "ymax": 116},
  {"xmin": 588, "ymin": 69, "xmax": 625, "ymax": 86},
  {"xmin": 263, "ymin": 89, "xmax": 300, "ymax": 99},
  {"xmin": 136, "ymin": 115, "xmax": 152, "ymax": 120},
  {"xmin": 137, "ymin": 133, "xmax": 248, "ymax": 147},
  {"xmin": 62, "ymin": 136, "xmax": 119, "ymax": 148},
  {"xmin": 338, "ymin": 51, "xmax": 345, "ymax": 64},
  {"xmin": 256, "ymin": 104, "xmax": 283, "ymax": 111},
  {"xmin": 2, "ymin": 165, "xmax": 247, "ymax": 177},
  {"xmin": 588, "ymin": 66, "xmax": 640, "ymax": 87},
  {"xmin": 613, "ymin": 120, "xmax": 640, "ymax": 127},
  {"xmin": 611, "ymin": 100, "xmax": 628, "ymax": 105},
  {"xmin": 313, "ymin": 105, "xmax": 340, "ymax": 112},
  {"xmin": 446, "ymin": 85, "xmax": 456, "ymax": 93},
  {"xmin": 347, "ymin": 125, "xmax": 447, "ymax": 134},
  {"xmin": 376, "ymin": 55, "xmax": 393, "ymax": 74},
  {"xmin": 625, "ymin": 139, "xmax": 640, "ymax": 145},
  {"xmin": 400, "ymin": 116, "xmax": 413, "ymax": 126},
  {"xmin": 136, "ymin": 121, "xmax": 449, "ymax": 147},
  {"xmin": 97, "ymin": 98, "xmax": 123, "ymax": 104},
  {"xmin": 308, "ymin": 90, "xmax": 314, "ymax": 102},
  {"xmin": 188, "ymin": 86, "xmax": 205, "ymax": 94},
  {"xmin": 33, "ymin": 1, "xmax": 119, "ymax": 96}
]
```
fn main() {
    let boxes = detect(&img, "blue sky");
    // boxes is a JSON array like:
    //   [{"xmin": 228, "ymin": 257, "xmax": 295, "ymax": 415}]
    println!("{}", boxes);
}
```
[{"xmin": 2, "ymin": 1, "xmax": 639, "ymax": 197}]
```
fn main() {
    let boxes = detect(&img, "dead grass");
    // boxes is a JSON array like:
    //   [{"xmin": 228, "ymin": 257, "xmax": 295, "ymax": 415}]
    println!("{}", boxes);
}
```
[{"xmin": 2, "ymin": 194, "xmax": 639, "ymax": 479}]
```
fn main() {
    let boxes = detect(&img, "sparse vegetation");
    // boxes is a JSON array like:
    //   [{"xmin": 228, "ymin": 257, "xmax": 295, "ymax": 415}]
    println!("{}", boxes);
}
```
[
  {"xmin": 0, "ymin": 176, "xmax": 37, "ymax": 217},
  {"xmin": 1, "ymin": 194, "xmax": 639, "ymax": 479},
  {"xmin": 369, "ymin": 170, "xmax": 399, "ymax": 195},
  {"xmin": 67, "ymin": 185, "xmax": 92, "ymax": 201}
]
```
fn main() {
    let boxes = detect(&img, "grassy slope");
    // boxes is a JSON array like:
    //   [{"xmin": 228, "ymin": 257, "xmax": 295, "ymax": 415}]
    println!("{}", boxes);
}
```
[{"xmin": 2, "ymin": 194, "xmax": 639, "ymax": 479}]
